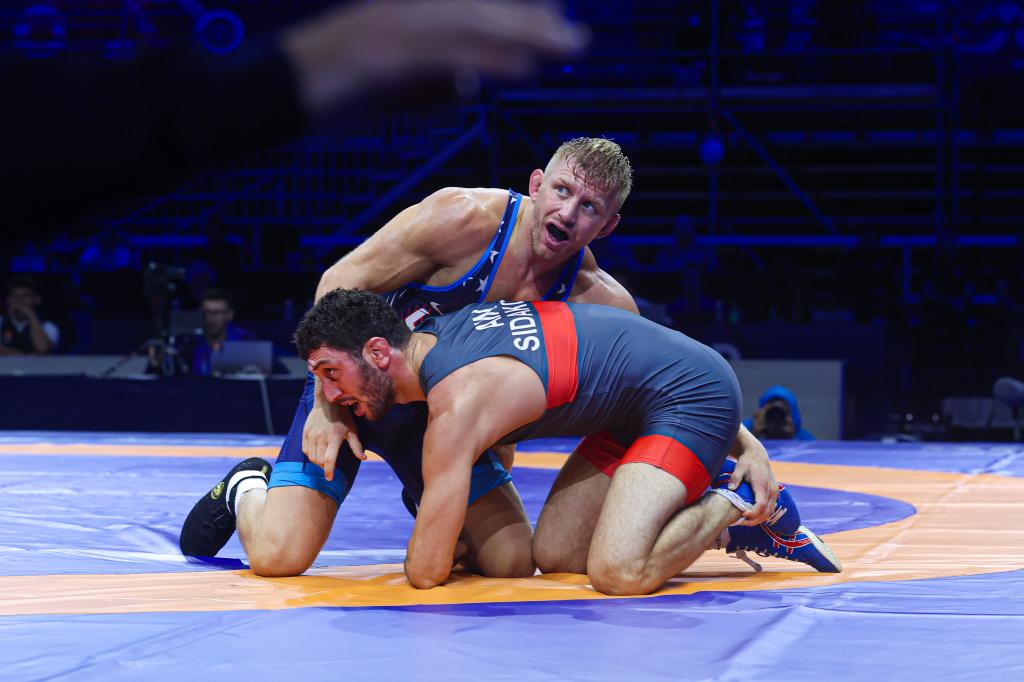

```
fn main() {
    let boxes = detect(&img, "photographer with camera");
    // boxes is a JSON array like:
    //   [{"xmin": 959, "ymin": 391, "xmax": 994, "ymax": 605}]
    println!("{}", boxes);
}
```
[{"xmin": 743, "ymin": 385, "xmax": 816, "ymax": 442}]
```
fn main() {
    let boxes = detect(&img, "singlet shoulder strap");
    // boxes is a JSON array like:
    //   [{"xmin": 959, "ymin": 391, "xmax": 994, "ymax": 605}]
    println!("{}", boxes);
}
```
[
  {"xmin": 543, "ymin": 249, "xmax": 584, "ymax": 301},
  {"xmin": 476, "ymin": 190, "xmax": 522, "ymax": 301},
  {"xmin": 395, "ymin": 189, "xmax": 522, "ymax": 296}
]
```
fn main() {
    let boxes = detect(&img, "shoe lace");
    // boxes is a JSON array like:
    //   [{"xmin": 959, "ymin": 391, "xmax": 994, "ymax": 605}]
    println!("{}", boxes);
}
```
[
  {"xmin": 732, "ymin": 549, "xmax": 763, "ymax": 572},
  {"xmin": 732, "ymin": 531, "xmax": 816, "ymax": 568}
]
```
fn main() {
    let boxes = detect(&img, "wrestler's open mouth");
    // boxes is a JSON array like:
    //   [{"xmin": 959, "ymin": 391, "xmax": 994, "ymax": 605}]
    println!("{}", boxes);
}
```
[
  {"xmin": 546, "ymin": 223, "xmax": 569, "ymax": 243},
  {"xmin": 342, "ymin": 399, "xmax": 365, "ymax": 417}
]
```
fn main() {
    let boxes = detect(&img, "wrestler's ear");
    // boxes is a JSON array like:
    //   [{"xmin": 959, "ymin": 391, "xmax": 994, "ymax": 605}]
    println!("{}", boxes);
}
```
[
  {"xmin": 528, "ymin": 168, "xmax": 544, "ymax": 199},
  {"xmin": 364, "ymin": 337, "xmax": 391, "ymax": 369},
  {"xmin": 596, "ymin": 213, "xmax": 620, "ymax": 239}
]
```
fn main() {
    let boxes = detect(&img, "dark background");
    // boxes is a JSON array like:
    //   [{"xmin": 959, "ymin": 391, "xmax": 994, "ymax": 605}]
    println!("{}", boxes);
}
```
[{"xmin": 2, "ymin": 0, "xmax": 1021, "ymax": 439}]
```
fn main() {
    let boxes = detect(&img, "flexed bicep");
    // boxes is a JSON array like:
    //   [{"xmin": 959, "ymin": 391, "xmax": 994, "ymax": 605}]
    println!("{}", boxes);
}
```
[{"xmin": 315, "ymin": 188, "xmax": 495, "ymax": 300}]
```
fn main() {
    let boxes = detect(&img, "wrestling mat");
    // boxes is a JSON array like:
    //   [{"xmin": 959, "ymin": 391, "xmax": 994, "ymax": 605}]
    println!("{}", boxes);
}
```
[{"xmin": 1, "ymin": 432, "xmax": 1023, "ymax": 680}]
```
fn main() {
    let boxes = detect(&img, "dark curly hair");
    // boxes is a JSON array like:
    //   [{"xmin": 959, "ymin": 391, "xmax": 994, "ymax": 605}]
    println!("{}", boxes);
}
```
[{"xmin": 293, "ymin": 289, "xmax": 411, "ymax": 359}]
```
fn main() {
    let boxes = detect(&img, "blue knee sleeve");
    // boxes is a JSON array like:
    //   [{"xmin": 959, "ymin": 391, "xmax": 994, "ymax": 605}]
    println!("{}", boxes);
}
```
[
  {"xmin": 268, "ymin": 460, "xmax": 353, "ymax": 506},
  {"xmin": 269, "ymin": 372, "xmax": 360, "ymax": 505},
  {"xmin": 468, "ymin": 450, "xmax": 513, "ymax": 505}
]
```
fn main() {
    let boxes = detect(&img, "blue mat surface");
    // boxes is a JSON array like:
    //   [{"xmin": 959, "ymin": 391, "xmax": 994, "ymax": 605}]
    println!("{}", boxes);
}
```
[{"xmin": 2, "ymin": 433, "xmax": 1022, "ymax": 681}]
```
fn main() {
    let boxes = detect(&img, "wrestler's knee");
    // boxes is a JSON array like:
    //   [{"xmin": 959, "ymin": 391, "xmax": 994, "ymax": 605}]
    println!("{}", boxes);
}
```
[
  {"xmin": 245, "ymin": 484, "xmax": 337, "ymax": 577},
  {"xmin": 247, "ymin": 537, "xmax": 317, "ymax": 577},
  {"xmin": 246, "ymin": 516, "xmax": 320, "ymax": 577},
  {"xmin": 479, "ymin": 544, "xmax": 535, "ymax": 578},
  {"xmin": 532, "ymin": 535, "xmax": 583, "ymax": 575},
  {"xmin": 587, "ymin": 557, "xmax": 660, "ymax": 596},
  {"xmin": 532, "ymin": 542, "xmax": 563, "ymax": 574}
]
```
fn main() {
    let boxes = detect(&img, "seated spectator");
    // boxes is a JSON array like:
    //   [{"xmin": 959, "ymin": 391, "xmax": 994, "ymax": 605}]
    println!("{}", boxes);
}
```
[
  {"xmin": 742, "ymin": 385, "xmax": 816, "ymax": 441},
  {"xmin": 189, "ymin": 287, "xmax": 253, "ymax": 375},
  {"xmin": 0, "ymin": 276, "xmax": 60, "ymax": 355}
]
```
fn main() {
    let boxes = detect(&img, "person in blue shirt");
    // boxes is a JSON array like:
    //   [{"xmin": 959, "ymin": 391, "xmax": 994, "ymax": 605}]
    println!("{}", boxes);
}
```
[{"xmin": 190, "ymin": 287, "xmax": 252, "ymax": 376}]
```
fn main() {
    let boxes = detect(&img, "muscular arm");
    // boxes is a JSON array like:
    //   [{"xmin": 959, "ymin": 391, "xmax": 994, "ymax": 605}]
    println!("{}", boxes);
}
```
[
  {"xmin": 315, "ymin": 187, "xmax": 498, "ymax": 300},
  {"xmin": 305, "ymin": 188, "xmax": 501, "ymax": 465},
  {"xmin": 405, "ymin": 358, "xmax": 545, "ymax": 588}
]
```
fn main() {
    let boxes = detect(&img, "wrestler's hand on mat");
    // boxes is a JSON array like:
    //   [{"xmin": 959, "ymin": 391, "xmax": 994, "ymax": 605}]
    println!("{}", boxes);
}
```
[
  {"xmin": 451, "ymin": 540, "xmax": 469, "ymax": 570},
  {"xmin": 283, "ymin": 0, "xmax": 590, "ymax": 121},
  {"xmin": 304, "ymin": 391, "xmax": 365, "ymax": 482}
]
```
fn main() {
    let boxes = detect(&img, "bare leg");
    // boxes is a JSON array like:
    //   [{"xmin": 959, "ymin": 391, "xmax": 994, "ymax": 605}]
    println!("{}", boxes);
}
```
[
  {"xmin": 238, "ymin": 480, "xmax": 531, "ymax": 579},
  {"xmin": 236, "ymin": 486, "xmax": 338, "ymax": 577},
  {"xmin": 532, "ymin": 451, "xmax": 612, "ymax": 574},
  {"xmin": 460, "ymin": 481, "xmax": 534, "ymax": 578},
  {"xmin": 587, "ymin": 463, "xmax": 740, "ymax": 595}
]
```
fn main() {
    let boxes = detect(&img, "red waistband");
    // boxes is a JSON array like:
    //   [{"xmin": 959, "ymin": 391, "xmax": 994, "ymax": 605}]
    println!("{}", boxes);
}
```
[{"xmin": 532, "ymin": 301, "xmax": 579, "ymax": 409}]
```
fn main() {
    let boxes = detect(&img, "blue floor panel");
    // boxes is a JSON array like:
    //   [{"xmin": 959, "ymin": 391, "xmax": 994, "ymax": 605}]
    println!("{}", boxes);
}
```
[{"xmin": 1, "ymin": 433, "xmax": 1022, "ymax": 681}]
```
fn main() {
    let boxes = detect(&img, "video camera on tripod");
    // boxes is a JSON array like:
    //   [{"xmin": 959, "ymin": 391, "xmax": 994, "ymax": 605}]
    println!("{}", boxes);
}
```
[{"xmin": 144, "ymin": 263, "xmax": 202, "ymax": 377}]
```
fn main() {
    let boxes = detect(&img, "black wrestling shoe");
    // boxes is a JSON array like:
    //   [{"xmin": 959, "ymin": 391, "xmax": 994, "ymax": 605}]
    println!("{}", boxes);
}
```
[{"xmin": 179, "ymin": 458, "xmax": 272, "ymax": 557}]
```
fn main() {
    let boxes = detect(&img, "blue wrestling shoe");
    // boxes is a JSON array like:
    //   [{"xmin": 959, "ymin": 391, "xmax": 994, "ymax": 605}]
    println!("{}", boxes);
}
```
[
  {"xmin": 726, "ymin": 524, "xmax": 843, "ymax": 573},
  {"xmin": 711, "ymin": 459, "xmax": 801, "ymax": 535},
  {"xmin": 179, "ymin": 458, "xmax": 272, "ymax": 557}
]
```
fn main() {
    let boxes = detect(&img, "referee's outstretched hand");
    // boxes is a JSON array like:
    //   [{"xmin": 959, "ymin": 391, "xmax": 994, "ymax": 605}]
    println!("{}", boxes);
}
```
[{"xmin": 283, "ymin": 0, "xmax": 591, "ymax": 122}]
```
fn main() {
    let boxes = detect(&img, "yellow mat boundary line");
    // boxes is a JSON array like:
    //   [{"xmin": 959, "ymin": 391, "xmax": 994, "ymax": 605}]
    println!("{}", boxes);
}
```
[{"xmin": 3, "ymin": 460, "xmax": 1023, "ymax": 616}]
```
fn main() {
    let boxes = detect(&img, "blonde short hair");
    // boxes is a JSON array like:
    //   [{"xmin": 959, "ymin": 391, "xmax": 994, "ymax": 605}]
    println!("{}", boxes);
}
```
[{"xmin": 545, "ymin": 137, "xmax": 633, "ymax": 209}]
